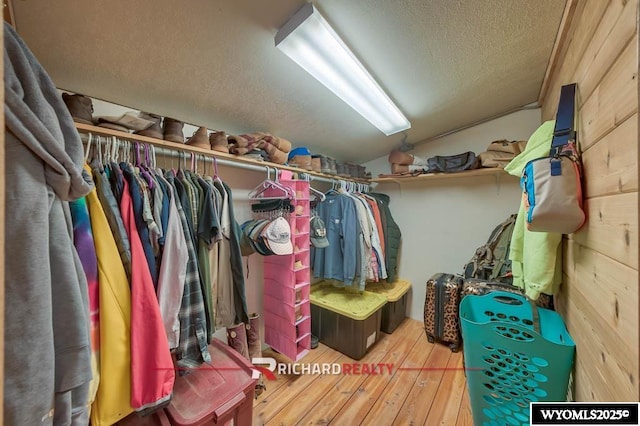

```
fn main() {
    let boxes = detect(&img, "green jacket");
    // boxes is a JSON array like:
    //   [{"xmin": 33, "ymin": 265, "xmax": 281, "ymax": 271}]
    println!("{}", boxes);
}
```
[
  {"xmin": 370, "ymin": 193, "xmax": 402, "ymax": 283},
  {"xmin": 504, "ymin": 120, "xmax": 563, "ymax": 299}
]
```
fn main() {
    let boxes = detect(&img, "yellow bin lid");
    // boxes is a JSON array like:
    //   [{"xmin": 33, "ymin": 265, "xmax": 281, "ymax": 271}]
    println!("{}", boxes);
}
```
[
  {"xmin": 365, "ymin": 279, "xmax": 412, "ymax": 302},
  {"xmin": 310, "ymin": 285, "xmax": 387, "ymax": 321}
]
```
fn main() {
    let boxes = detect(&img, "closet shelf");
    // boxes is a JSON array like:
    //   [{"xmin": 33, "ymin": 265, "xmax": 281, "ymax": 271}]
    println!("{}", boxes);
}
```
[
  {"xmin": 372, "ymin": 167, "xmax": 514, "ymax": 183},
  {"xmin": 75, "ymin": 123, "xmax": 370, "ymax": 184}
]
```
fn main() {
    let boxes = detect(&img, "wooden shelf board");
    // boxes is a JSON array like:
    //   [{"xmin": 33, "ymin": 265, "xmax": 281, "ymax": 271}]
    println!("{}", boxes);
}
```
[
  {"xmin": 75, "ymin": 123, "xmax": 370, "ymax": 183},
  {"xmin": 372, "ymin": 167, "xmax": 514, "ymax": 183}
]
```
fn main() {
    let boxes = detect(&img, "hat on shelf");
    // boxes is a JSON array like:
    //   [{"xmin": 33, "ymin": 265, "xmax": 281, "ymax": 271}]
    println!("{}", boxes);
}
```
[
  {"xmin": 310, "ymin": 215, "xmax": 330, "ymax": 248},
  {"xmin": 263, "ymin": 217, "xmax": 293, "ymax": 255}
]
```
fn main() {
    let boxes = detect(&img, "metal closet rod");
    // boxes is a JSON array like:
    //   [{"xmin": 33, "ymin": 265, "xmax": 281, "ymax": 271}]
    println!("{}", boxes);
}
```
[{"xmin": 80, "ymin": 133, "xmax": 368, "ymax": 187}]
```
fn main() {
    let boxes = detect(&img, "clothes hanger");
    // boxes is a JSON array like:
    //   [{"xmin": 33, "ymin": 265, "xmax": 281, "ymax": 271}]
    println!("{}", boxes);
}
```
[
  {"xmin": 212, "ymin": 156, "xmax": 224, "ymax": 184},
  {"xmin": 134, "ymin": 142, "xmax": 155, "ymax": 189},
  {"xmin": 189, "ymin": 152, "xmax": 196, "ymax": 174},
  {"xmin": 309, "ymin": 185, "xmax": 326, "ymax": 202},
  {"xmin": 83, "ymin": 132, "xmax": 93, "ymax": 165},
  {"xmin": 248, "ymin": 166, "xmax": 294, "ymax": 200},
  {"xmin": 96, "ymin": 135, "xmax": 103, "ymax": 169}
]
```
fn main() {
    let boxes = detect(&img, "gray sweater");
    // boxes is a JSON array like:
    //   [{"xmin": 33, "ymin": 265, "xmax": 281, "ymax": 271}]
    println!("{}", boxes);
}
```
[{"xmin": 4, "ymin": 23, "xmax": 94, "ymax": 425}]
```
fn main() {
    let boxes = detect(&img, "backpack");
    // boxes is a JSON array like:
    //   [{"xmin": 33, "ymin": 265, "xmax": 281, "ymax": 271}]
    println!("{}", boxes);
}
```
[
  {"xmin": 426, "ymin": 151, "xmax": 480, "ymax": 173},
  {"xmin": 463, "ymin": 214, "xmax": 517, "ymax": 283}
]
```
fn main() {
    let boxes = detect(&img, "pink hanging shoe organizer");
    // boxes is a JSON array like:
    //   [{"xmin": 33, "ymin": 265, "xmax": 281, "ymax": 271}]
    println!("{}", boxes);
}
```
[{"xmin": 263, "ymin": 173, "xmax": 311, "ymax": 361}]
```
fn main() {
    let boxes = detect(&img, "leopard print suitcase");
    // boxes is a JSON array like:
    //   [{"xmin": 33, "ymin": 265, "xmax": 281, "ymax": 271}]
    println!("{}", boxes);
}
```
[{"xmin": 424, "ymin": 273, "xmax": 463, "ymax": 352}]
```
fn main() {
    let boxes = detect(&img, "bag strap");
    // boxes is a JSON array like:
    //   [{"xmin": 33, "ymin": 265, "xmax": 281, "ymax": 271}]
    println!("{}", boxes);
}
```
[{"xmin": 550, "ymin": 83, "xmax": 577, "ymax": 154}]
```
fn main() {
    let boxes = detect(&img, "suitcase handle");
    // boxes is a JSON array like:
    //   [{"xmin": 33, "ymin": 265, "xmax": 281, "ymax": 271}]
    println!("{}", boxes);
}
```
[{"xmin": 213, "ymin": 392, "xmax": 246, "ymax": 423}]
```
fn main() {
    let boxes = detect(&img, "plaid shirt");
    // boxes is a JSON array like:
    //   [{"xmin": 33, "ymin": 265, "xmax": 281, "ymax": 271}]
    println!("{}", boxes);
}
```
[{"xmin": 166, "ymin": 175, "xmax": 210, "ymax": 370}]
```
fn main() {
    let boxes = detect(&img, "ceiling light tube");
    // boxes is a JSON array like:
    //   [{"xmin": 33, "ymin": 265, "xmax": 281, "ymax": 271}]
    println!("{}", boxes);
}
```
[{"xmin": 275, "ymin": 3, "xmax": 411, "ymax": 136}]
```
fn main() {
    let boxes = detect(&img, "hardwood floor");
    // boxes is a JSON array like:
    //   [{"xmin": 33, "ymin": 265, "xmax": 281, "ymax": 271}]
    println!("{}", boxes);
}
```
[{"xmin": 253, "ymin": 318, "xmax": 472, "ymax": 425}]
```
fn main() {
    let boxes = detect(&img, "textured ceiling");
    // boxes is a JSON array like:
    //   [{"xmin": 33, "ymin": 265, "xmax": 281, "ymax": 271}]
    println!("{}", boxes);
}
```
[{"xmin": 11, "ymin": 0, "xmax": 565, "ymax": 163}]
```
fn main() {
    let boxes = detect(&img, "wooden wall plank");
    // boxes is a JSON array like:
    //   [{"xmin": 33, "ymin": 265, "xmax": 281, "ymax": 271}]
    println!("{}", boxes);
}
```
[
  {"xmin": 571, "ymin": 192, "xmax": 638, "ymax": 269},
  {"xmin": 574, "ymin": 0, "xmax": 638, "ymax": 105},
  {"xmin": 542, "ymin": 0, "xmax": 610, "ymax": 120},
  {"xmin": 582, "ymin": 113, "xmax": 638, "ymax": 198},
  {"xmin": 557, "ymin": 277, "xmax": 638, "ymax": 401},
  {"xmin": 578, "ymin": 39, "xmax": 638, "ymax": 151},
  {"xmin": 562, "ymin": 240, "xmax": 639, "ymax": 366},
  {"xmin": 543, "ymin": 0, "xmax": 638, "ymax": 403},
  {"xmin": 538, "ymin": 0, "xmax": 580, "ymax": 107}
]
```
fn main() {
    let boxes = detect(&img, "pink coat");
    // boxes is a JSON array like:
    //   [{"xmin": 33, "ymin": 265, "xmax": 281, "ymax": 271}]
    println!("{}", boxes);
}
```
[{"xmin": 120, "ymin": 178, "xmax": 175, "ymax": 410}]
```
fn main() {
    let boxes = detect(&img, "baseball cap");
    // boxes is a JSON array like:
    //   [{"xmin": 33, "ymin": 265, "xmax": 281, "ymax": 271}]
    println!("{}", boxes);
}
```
[
  {"xmin": 310, "ymin": 216, "xmax": 330, "ymax": 248},
  {"xmin": 288, "ymin": 147, "xmax": 311, "ymax": 161},
  {"xmin": 264, "ymin": 217, "xmax": 293, "ymax": 255}
]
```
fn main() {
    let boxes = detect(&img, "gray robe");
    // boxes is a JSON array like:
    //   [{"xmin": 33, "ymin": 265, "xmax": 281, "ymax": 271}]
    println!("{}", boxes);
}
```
[{"xmin": 4, "ymin": 23, "xmax": 94, "ymax": 425}]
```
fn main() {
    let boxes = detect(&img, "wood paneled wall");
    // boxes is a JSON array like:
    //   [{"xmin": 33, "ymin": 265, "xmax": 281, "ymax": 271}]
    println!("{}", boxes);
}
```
[{"xmin": 539, "ymin": 0, "xmax": 639, "ymax": 401}]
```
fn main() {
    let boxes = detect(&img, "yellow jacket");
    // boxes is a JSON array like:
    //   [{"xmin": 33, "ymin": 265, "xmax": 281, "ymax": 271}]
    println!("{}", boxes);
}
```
[{"xmin": 85, "ymin": 166, "xmax": 134, "ymax": 425}]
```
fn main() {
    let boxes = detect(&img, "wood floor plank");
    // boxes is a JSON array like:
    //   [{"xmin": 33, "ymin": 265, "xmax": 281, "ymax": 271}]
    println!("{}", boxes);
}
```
[
  {"xmin": 295, "ymin": 319, "xmax": 417, "ymax": 425},
  {"xmin": 329, "ymin": 323, "xmax": 424, "ymax": 424},
  {"xmin": 255, "ymin": 344, "xmax": 331, "ymax": 404},
  {"xmin": 253, "ymin": 346, "xmax": 343, "ymax": 424},
  {"xmin": 391, "ymin": 343, "xmax": 452, "ymax": 425},
  {"xmin": 456, "ymin": 386, "xmax": 473, "ymax": 426},
  {"xmin": 424, "ymin": 353, "xmax": 467, "ymax": 425},
  {"xmin": 252, "ymin": 319, "xmax": 474, "ymax": 425},
  {"xmin": 359, "ymin": 330, "xmax": 435, "ymax": 425},
  {"xmin": 265, "ymin": 351, "xmax": 354, "ymax": 425}
]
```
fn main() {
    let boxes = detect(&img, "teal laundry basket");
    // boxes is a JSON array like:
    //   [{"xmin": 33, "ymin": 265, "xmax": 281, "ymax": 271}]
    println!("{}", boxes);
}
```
[{"xmin": 459, "ymin": 291, "xmax": 575, "ymax": 426}]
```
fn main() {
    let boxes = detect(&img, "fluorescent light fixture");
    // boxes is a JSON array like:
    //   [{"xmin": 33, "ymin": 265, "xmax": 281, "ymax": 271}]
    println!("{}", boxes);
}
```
[{"xmin": 275, "ymin": 3, "xmax": 411, "ymax": 136}]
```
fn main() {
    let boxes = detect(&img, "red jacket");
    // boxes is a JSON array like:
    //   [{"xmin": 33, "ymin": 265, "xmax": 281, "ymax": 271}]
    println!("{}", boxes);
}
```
[{"xmin": 120, "ymin": 178, "xmax": 175, "ymax": 410}]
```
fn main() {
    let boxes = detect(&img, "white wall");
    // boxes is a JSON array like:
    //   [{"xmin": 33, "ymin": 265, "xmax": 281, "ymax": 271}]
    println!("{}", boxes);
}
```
[{"xmin": 365, "ymin": 108, "xmax": 542, "ymax": 321}]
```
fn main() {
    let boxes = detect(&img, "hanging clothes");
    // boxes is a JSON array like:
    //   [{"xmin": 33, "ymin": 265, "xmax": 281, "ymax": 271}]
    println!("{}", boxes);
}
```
[
  {"xmin": 504, "ymin": 120, "xmax": 563, "ymax": 299},
  {"xmin": 164, "ymin": 171, "xmax": 211, "ymax": 368},
  {"xmin": 312, "ymin": 191, "xmax": 359, "ymax": 285},
  {"xmin": 85, "ymin": 164, "xmax": 134, "ymax": 426},
  {"xmin": 122, "ymin": 163, "xmax": 159, "ymax": 288},
  {"xmin": 3, "ymin": 22, "xmax": 94, "ymax": 426},
  {"xmin": 92, "ymin": 160, "xmax": 133, "ymax": 280},
  {"xmin": 369, "ymin": 193, "xmax": 401, "ymax": 283},
  {"xmin": 195, "ymin": 174, "xmax": 220, "ymax": 339},
  {"xmin": 155, "ymin": 176, "xmax": 189, "ymax": 350},
  {"xmin": 119, "ymin": 176, "xmax": 175, "ymax": 411},
  {"xmin": 220, "ymin": 180, "xmax": 250, "ymax": 325},
  {"xmin": 69, "ymin": 197, "xmax": 101, "ymax": 408},
  {"xmin": 312, "ymin": 188, "xmax": 397, "ymax": 289}
]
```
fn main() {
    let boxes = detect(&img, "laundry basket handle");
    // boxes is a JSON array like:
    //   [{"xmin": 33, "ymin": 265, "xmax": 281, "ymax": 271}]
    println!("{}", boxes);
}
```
[{"xmin": 492, "ymin": 293, "xmax": 540, "ymax": 335}]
